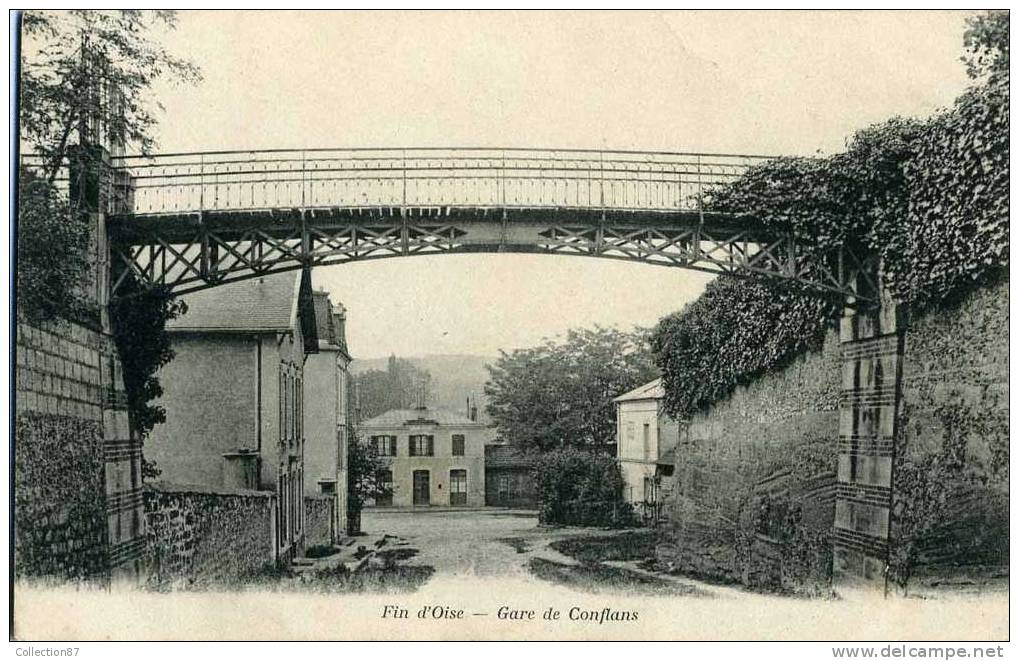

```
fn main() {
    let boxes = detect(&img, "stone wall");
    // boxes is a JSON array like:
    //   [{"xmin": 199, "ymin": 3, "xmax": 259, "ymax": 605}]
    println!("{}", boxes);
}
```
[
  {"xmin": 15, "ymin": 148, "xmax": 147, "ymax": 584},
  {"xmin": 304, "ymin": 494, "xmax": 336, "ymax": 548},
  {"xmin": 658, "ymin": 330, "xmax": 842, "ymax": 594},
  {"xmin": 658, "ymin": 277, "xmax": 1009, "ymax": 594},
  {"xmin": 890, "ymin": 278, "xmax": 1009, "ymax": 588},
  {"xmin": 144, "ymin": 482, "xmax": 276, "ymax": 588},
  {"xmin": 14, "ymin": 315, "xmax": 143, "ymax": 582},
  {"xmin": 14, "ymin": 409, "xmax": 106, "ymax": 580}
]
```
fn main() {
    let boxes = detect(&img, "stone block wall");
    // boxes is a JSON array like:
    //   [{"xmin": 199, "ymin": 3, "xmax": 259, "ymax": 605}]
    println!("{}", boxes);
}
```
[
  {"xmin": 658, "ymin": 329, "xmax": 842, "ymax": 594},
  {"xmin": 304, "ymin": 494, "xmax": 336, "ymax": 548},
  {"xmin": 14, "ymin": 315, "xmax": 144, "ymax": 582},
  {"xmin": 658, "ymin": 277, "xmax": 1009, "ymax": 594},
  {"xmin": 889, "ymin": 278, "xmax": 1009, "ymax": 588},
  {"xmin": 144, "ymin": 482, "xmax": 277, "ymax": 588}
]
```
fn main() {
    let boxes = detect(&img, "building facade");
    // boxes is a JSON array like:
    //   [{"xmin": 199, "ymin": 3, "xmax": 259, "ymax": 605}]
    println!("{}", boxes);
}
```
[
  {"xmin": 484, "ymin": 443, "xmax": 537, "ymax": 509},
  {"xmin": 613, "ymin": 378, "xmax": 682, "ymax": 523},
  {"xmin": 303, "ymin": 290, "xmax": 352, "ymax": 542},
  {"xmin": 147, "ymin": 271, "xmax": 318, "ymax": 563},
  {"xmin": 360, "ymin": 405, "xmax": 494, "ymax": 508}
]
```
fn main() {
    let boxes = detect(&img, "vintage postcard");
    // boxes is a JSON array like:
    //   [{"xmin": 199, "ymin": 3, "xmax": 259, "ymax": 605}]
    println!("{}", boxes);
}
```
[{"xmin": 9, "ymin": 9, "xmax": 1010, "ymax": 647}]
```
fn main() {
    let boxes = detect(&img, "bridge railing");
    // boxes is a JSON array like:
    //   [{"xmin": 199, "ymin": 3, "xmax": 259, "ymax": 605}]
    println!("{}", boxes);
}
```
[{"xmin": 106, "ymin": 148, "xmax": 773, "ymax": 216}]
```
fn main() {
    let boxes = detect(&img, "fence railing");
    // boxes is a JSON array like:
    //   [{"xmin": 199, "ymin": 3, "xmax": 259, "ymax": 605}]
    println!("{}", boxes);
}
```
[{"xmin": 103, "ymin": 148, "xmax": 773, "ymax": 216}]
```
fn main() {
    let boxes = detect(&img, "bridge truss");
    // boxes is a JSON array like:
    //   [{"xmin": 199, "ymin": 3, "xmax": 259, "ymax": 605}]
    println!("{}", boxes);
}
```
[{"xmin": 44, "ymin": 147, "xmax": 877, "ymax": 302}]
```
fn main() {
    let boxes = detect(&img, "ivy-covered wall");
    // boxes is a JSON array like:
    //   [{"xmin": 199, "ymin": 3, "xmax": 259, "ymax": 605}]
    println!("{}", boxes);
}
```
[
  {"xmin": 658, "ymin": 277, "xmax": 1009, "ymax": 594},
  {"xmin": 658, "ymin": 329, "xmax": 841, "ymax": 595},
  {"xmin": 652, "ymin": 12, "xmax": 1008, "ymax": 592},
  {"xmin": 889, "ymin": 277, "xmax": 1009, "ymax": 590}
]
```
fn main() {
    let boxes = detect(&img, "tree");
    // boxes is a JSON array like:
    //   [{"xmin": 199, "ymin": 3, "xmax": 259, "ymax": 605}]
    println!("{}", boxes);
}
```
[
  {"xmin": 20, "ymin": 10, "xmax": 200, "ymax": 183},
  {"xmin": 346, "ymin": 427, "xmax": 390, "ymax": 535},
  {"xmin": 17, "ymin": 11, "xmax": 200, "ymax": 473},
  {"xmin": 354, "ymin": 355, "xmax": 432, "ymax": 420},
  {"xmin": 18, "ymin": 12, "xmax": 197, "ymax": 320},
  {"xmin": 961, "ymin": 10, "xmax": 1008, "ymax": 85},
  {"xmin": 484, "ymin": 326, "xmax": 658, "ymax": 453}
]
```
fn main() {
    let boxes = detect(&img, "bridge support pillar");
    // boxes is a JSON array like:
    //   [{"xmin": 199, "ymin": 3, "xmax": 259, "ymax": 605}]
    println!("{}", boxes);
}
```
[
  {"xmin": 75, "ymin": 146, "xmax": 147, "ymax": 583},
  {"xmin": 834, "ymin": 287, "xmax": 904, "ymax": 591}
]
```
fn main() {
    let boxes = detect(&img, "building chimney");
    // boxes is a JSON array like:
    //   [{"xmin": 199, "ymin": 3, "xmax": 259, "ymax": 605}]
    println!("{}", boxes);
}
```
[
  {"xmin": 332, "ymin": 305, "xmax": 347, "ymax": 350},
  {"xmin": 414, "ymin": 375, "xmax": 427, "ymax": 410},
  {"xmin": 352, "ymin": 379, "xmax": 361, "ymax": 424},
  {"xmin": 468, "ymin": 393, "xmax": 478, "ymax": 422}
]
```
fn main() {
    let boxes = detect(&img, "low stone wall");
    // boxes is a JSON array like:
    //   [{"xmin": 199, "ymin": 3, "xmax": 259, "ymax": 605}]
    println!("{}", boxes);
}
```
[
  {"xmin": 304, "ymin": 494, "xmax": 336, "ymax": 548},
  {"xmin": 144, "ymin": 482, "xmax": 276, "ymax": 588}
]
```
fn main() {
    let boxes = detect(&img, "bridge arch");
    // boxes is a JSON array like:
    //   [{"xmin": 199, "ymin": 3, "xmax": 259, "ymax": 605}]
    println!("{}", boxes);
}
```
[
  {"xmin": 22, "ymin": 143, "xmax": 895, "ymax": 589},
  {"xmin": 98, "ymin": 148, "xmax": 877, "ymax": 302}
]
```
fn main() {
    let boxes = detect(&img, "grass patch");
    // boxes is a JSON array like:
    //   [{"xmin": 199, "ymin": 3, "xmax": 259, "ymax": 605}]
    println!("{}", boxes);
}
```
[
  {"xmin": 313, "ymin": 563, "xmax": 434, "ymax": 593},
  {"xmin": 527, "ymin": 557, "xmax": 703, "ymax": 596},
  {"xmin": 376, "ymin": 547, "xmax": 419, "ymax": 564},
  {"xmin": 227, "ymin": 556, "xmax": 433, "ymax": 594},
  {"xmin": 550, "ymin": 531, "xmax": 659, "ymax": 563}
]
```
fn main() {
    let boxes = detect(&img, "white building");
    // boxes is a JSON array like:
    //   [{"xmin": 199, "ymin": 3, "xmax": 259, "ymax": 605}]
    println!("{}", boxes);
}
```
[
  {"xmin": 360, "ymin": 405, "xmax": 495, "ymax": 508},
  {"xmin": 613, "ymin": 378, "xmax": 682, "ymax": 523},
  {"xmin": 303, "ymin": 290, "xmax": 352, "ymax": 540}
]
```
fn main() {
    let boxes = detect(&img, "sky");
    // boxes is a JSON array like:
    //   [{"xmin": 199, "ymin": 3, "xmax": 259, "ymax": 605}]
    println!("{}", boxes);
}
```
[{"xmin": 116, "ymin": 11, "xmax": 976, "ymax": 358}]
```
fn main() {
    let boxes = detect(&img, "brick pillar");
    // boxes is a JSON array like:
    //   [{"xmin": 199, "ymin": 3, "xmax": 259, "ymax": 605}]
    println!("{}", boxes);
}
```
[{"xmin": 834, "ymin": 291, "xmax": 904, "ymax": 589}]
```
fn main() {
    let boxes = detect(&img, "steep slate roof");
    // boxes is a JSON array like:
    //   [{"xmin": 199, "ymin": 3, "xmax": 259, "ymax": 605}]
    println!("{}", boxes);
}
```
[
  {"xmin": 167, "ymin": 273, "xmax": 317, "ymax": 346},
  {"xmin": 312, "ymin": 290, "xmax": 338, "ymax": 343},
  {"xmin": 612, "ymin": 377, "xmax": 664, "ymax": 403},
  {"xmin": 360, "ymin": 405, "xmax": 485, "ymax": 428}
]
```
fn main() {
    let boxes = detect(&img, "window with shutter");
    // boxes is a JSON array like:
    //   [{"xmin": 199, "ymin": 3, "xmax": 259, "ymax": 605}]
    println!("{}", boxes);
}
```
[{"xmin": 410, "ymin": 435, "xmax": 434, "ymax": 456}]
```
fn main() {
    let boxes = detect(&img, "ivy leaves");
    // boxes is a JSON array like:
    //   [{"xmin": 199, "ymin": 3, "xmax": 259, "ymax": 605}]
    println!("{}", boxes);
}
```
[
  {"xmin": 109, "ymin": 274, "xmax": 187, "ymax": 439},
  {"xmin": 16, "ymin": 171, "xmax": 91, "ymax": 322},
  {"xmin": 888, "ymin": 77, "xmax": 1009, "ymax": 308},
  {"xmin": 653, "ymin": 11, "xmax": 1008, "ymax": 417},
  {"xmin": 652, "ymin": 278, "xmax": 839, "ymax": 418}
]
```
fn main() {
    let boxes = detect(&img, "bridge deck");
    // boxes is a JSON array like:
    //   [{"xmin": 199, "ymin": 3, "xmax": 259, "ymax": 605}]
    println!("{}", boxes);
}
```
[{"xmin": 108, "ymin": 205, "xmax": 769, "ymax": 244}]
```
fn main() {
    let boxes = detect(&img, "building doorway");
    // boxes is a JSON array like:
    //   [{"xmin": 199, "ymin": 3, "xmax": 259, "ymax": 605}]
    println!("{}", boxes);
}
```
[
  {"xmin": 449, "ymin": 469, "xmax": 468, "ymax": 506},
  {"xmin": 413, "ymin": 470, "xmax": 430, "ymax": 506}
]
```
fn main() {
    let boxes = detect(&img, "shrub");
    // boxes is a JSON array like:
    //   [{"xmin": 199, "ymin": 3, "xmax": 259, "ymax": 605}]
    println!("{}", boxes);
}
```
[
  {"xmin": 16, "ymin": 170, "xmax": 92, "ymax": 322},
  {"xmin": 532, "ymin": 447, "xmax": 635, "ymax": 527},
  {"xmin": 109, "ymin": 273, "xmax": 187, "ymax": 439}
]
